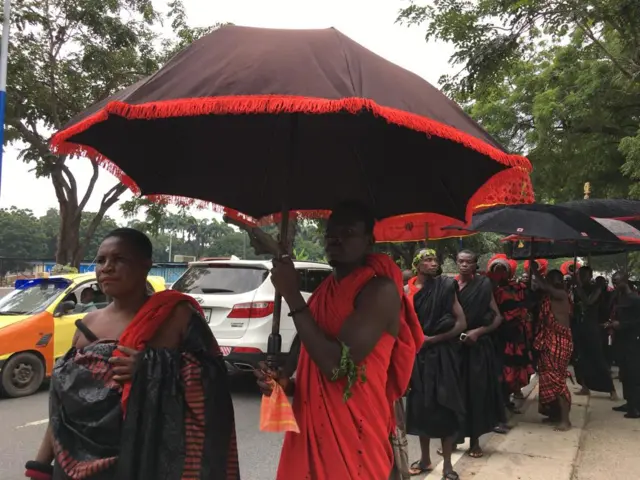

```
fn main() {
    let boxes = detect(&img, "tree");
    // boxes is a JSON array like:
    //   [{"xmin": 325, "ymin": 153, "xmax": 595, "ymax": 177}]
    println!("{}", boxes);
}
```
[
  {"xmin": 397, "ymin": 0, "xmax": 640, "ymax": 201},
  {"xmin": 0, "ymin": 207, "xmax": 48, "ymax": 274},
  {"xmin": 3, "ymin": 0, "xmax": 223, "ymax": 268},
  {"xmin": 38, "ymin": 208, "xmax": 119, "ymax": 260}
]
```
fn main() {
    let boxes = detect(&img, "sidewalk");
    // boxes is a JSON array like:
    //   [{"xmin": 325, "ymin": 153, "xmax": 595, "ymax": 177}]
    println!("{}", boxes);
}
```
[
  {"xmin": 427, "ymin": 376, "xmax": 640, "ymax": 480},
  {"xmin": 572, "ymin": 378, "xmax": 640, "ymax": 480}
]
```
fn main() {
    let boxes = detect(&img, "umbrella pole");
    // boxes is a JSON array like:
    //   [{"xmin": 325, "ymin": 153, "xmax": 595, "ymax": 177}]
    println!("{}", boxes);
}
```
[
  {"xmin": 267, "ymin": 208, "xmax": 290, "ymax": 370},
  {"xmin": 266, "ymin": 113, "xmax": 300, "ymax": 369},
  {"xmin": 528, "ymin": 236, "xmax": 535, "ymax": 288}
]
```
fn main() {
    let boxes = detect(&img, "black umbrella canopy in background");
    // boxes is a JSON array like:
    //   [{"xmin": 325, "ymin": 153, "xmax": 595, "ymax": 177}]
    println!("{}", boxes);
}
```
[
  {"xmin": 506, "ymin": 238, "xmax": 640, "ymax": 260},
  {"xmin": 504, "ymin": 217, "xmax": 640, "ymax": 259},
  {"xmin": 558, "ymin": 199, "xmax": 640, "ymax": 221},
  {"xmin": 447, "ymin": 204, "xmax": 623, "ymax": 242},
  {"xmin": 50, "ymin": 25, "xmax": 533, "ymax": 223}
]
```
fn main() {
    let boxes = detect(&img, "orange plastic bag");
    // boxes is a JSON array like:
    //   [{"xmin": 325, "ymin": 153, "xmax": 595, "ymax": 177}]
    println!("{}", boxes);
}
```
[{"xmin": 260, "ymin": 380, "xmax": 300, "ymax": 433}]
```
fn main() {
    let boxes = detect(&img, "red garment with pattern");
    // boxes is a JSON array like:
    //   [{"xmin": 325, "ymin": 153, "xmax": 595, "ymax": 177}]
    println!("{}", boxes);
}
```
[
  {"xmin": 494, "ymin": 281, "xmax": 535, "ymax": 393},
  {"xmin": 51, "ymin": 291, "xmax": 239, "ymax": 480},
  {"xmin": 534, "ymin": 296, "xmax": 573, "ymax": 407},
  {"xmin": 276, "ymin": 254, "xmax": 423, "ymax": 480}
]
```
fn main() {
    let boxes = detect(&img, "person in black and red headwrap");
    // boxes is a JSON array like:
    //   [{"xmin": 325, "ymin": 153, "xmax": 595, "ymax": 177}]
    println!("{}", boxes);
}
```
[
  {"xmin": 524, "ymin": 259, "xmax": 549, "ymax": 278},
  {"xmin": 487, "ymin": 255, "xmax": 535, "ymax": 420}
]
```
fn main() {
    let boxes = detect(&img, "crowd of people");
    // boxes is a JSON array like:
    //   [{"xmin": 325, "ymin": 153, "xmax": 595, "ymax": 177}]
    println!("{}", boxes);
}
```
[
  {"xmin": 24, "ymin": 201, "xmax": 640, "ymax": 480},
  {"xmin": 401, "ymin": 249, "xmax": 640, "ymax": 479}
]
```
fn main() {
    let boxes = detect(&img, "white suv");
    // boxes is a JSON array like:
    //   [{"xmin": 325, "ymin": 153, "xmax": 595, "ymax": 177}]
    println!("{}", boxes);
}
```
[{"xmin": 171, "ymin": 259, "xmax": 332, "ymax": 374}]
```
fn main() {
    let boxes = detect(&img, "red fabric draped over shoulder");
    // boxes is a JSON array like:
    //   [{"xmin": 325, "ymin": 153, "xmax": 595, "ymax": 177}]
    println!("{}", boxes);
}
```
[
  {"xmin": 114, "ymin": 290, "xmax": 207, "ymax": 412},
  {"xmin": 276, "ymin": 254, "xmax": 423, "ymax": 480}
]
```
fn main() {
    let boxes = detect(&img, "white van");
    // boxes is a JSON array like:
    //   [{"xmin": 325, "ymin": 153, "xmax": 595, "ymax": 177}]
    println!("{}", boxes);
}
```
[{"xmin": 171, "ymin": 259, "xmax": 332, "ymax": 373}]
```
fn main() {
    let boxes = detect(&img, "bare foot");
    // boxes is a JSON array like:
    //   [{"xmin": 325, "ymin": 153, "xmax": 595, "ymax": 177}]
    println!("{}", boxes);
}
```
[
  {"xmin": 467, "ymin": 446, "xmax": 484, "ymax": 458},
  {"xmin": 554, "ymin": 421, "xmax": 572, "ymax": 432}
]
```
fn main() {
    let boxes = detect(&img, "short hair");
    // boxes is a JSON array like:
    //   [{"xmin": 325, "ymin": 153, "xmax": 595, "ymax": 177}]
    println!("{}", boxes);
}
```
[
  {"xmin": 457, "ymin": 249, "xmax": 478, "ymax": 262},
  {"xmin": 613, "ymin": 271, "xmax": 629, "ymax": 283},
  {"xmin": 547, "ymin": 269, "xmax": 564, "ymax": 284},
  {"xmin": 104, "ymin": 228, "xmax": 153, "ymax": 260},
  {"xmin": 329, "ymin": 200, "xmax": 375, "ymax": 236},
  {"xmin": 578, "ymin": 265, "xmax": 593, "ymax": 275}
]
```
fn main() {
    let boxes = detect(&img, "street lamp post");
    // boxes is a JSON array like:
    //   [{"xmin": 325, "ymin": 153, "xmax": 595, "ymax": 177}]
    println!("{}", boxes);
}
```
[{"xmin": 0, "ymin": 0, "xmax": 11, "ymax": 198}]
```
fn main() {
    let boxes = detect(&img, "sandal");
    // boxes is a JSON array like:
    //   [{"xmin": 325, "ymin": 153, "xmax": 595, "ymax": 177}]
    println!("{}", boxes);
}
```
[
  {"xmin": 442, "ymin": 472, "xmax": 460, "ymax": 480},
  {"xmin": 493, "ymin": 424, "xmax": 510, "ymax": 434},
  {"xmin": 409, "ymin": 460, "xmax": 433, "ymax": 476}
]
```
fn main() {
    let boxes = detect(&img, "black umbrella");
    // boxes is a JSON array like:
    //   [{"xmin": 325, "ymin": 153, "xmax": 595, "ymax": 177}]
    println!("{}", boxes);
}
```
[
  {"xmin": 446, "ymin": 204, "xmax": 622, "ymax": 242},
  {"xmin": 558, "ymin": 199, "xmax": 640, "ymax": 221},
  {"xmin": 504, "ymin": 217, "xmax": 640, "ymax": 259}
]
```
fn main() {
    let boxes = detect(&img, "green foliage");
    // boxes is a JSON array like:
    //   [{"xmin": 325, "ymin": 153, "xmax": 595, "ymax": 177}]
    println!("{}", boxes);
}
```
[
  {"xmin": 50, "ymin": 264, "xmax": 79, "ymax": 275},
  {"xmin": 0, "ymin": 207, "xmax": 117, "ymax": 273},
  {"xmin": 3, "ymin": 0, "xmax": 224, "ymax": 266},
  {"xmin": 0, "ymin": 207, "xmax": 48, "ymax": 274},
  {"xmin": 397, "ymin": 0, "xmax": 640, "ymax": 201},
  {"xmin": 381, "ymin": 233, "xmax": 503, "ymax": 271},
  {"xmin": 331, "ymin": 342, "xmax": 367, "ymax": 403}
]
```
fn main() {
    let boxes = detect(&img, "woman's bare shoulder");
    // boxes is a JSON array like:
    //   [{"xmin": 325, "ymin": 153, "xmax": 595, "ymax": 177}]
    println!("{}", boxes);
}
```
[{"xmin": 80, "ymin": 309, "xmax": 103, "ymax": 327}]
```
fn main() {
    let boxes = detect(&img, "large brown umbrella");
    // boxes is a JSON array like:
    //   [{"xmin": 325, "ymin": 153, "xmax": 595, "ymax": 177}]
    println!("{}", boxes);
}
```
[
  {"xmin": 50, "ymin": 25, "xmax": 533, "ymax": 363},
  {"xmin": 51, "ymin": 25, "xmax": 532, "ymax": 224}
]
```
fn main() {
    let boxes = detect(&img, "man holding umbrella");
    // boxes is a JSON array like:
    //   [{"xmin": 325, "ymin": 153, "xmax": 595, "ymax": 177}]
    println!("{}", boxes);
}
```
[{"xmin": 256, "ymin": 201, "xmax": 423, "ymax": 480}]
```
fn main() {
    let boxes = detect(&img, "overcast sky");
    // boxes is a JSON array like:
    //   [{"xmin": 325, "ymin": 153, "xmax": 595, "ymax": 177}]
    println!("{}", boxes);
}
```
[{"xmin": 0, "ymin": 0, "xmax": 454, "ymax": 222}]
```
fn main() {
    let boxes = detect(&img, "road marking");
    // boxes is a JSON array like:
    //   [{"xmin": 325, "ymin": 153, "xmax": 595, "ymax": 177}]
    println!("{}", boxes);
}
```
[{"xmin": 16, "ymin": 419, "xmax": 48, "ymax": 429}]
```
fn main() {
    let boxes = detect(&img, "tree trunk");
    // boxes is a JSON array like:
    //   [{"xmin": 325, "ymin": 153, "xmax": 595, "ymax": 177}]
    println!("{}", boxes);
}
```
[
  {"xmin": 56, "ymin": 204, "xmax": 82, "ymax": 267},
  {"xmin": 51, "ymin": 160, "xmax": 126, "ymax": 269}
]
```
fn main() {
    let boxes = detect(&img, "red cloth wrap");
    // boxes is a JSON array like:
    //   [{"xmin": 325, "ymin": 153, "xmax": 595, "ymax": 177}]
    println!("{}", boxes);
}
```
[
  {"xmin": 524, "ymin": 259, "xmax": 548, "ymax": 276},
  {"xmin": 276, "ymin": 254, "xmax": 423, "ymax": 480},
  {"xmin": 113, "ymin": 290, "xmax": 206, "ymax": 413},
  {"xmin": 560, "ymin": 260, "xmax": 581, "ymax": 276},
  {"xmin": 24, "ymin": 470, "xmax": 52, "ymax": 480}
]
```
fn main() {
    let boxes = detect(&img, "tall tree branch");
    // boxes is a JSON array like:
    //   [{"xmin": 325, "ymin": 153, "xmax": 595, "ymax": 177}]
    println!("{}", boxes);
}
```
[
  {"xmin": 77, "ymin": 182, "xmax": 127, "ymax": 261},
  {"xmin": 76, "ymin": 160, "xmax": 100, "ymax": 219}
]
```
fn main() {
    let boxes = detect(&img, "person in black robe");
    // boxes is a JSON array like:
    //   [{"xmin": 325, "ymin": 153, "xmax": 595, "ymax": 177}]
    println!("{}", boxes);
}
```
[
  {"xmin": 594, "ymin": 276, "xmax": 614, "ymax": 368},
  {"xmin": 572, "ymin": 266, "xmax": 617, "ymax": 399},
  {"xmin": 406, "ymin": 249, "xmax": 466, "ymax": 479},
  {"xmin": 455, "ymin": 250, "xmax": 505, "ymax": 458},
  {"xmin": 609, "ymin": 272, "xmax": 640, "ymax": 418}
]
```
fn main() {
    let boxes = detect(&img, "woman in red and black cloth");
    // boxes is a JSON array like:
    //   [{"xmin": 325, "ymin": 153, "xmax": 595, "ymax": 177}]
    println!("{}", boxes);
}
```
[
  {"xmin": 487, "ymin": 255, "xmax": 535, "ymax": 411},
  {"xmin": 25, "ymin": 228, "xmax": 239, "ymax": 480}
]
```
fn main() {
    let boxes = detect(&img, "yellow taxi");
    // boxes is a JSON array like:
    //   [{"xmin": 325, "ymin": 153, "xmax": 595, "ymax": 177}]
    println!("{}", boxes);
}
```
[{"xmin": 0, "ymin": 273, "xmax": 166, "ymax": 398}]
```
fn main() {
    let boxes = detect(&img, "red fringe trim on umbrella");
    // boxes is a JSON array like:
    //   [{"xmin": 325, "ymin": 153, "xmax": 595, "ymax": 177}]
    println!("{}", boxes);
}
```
[
  {"xmin": 224, "ymin": 165, "xmax": 534, "ymax": 243},
  {"xmin": 49, "ymin": 95, "xmax": 534, "ymax": 224}
]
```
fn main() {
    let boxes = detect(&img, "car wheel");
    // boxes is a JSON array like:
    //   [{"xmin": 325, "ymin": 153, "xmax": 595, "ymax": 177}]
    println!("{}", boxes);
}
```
[{"xmin": 0, "ymin": 352, "xmax": 45, "ymax": 398}]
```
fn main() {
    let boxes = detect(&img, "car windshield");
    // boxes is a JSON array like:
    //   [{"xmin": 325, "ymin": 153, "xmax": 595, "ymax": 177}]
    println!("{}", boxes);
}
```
[
  {"xmin": 0, "ymin": 279, "xmax": 71, "ymax": 315},
  {"xmin": 172, "ymin": 265, "xmax": 268, "ymax": 295}
]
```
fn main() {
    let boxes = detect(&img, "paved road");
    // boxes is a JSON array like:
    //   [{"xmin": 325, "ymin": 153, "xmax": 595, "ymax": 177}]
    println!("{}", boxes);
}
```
[{"xmin": 0, "ymin": 377, "xmax": 433, "ymax": 479}]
